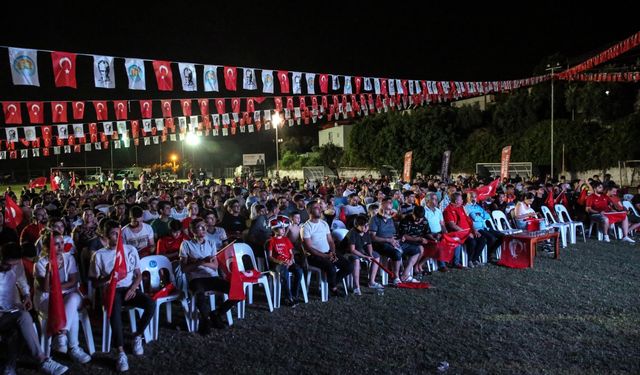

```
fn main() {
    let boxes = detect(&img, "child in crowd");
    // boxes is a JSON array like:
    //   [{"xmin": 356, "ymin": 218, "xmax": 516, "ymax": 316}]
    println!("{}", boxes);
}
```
[
  {"xmin": 266, "ymin": 216, "xmax": 304, "ymax": 306},
  {"xmin": 340, "ymin": 215, "xmax": 384, "ymax": 295}
]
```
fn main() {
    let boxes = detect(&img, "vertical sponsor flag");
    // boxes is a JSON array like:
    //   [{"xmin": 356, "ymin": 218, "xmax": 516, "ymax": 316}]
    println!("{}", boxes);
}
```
[
  {"xmin": 178, "ymin": 63, "xmax": 197, "ymax": 91},
  {"xmin": 403, "ymin": 151, "xmax": 413, "ymax": 182},
  {"xmin": 261, "ymin": 70, "xmax": 274, "ymax": 94},
  {"xmin": 51, "ymin": 51, "xmax": 77, "ymax": 88},
  {"xmin": 500, "ymin": 145, "xmax": 512, "ymax": 180},
  {"xmin": 93, "ymin": 55, "xmax": 115, "ymax": 89},
  {"xmin": 153, "ymin": 60, "xmax": 173, "ymax": 91},
  {"xmin": 203, "ymin": 65, "xmax": 219, "ymax": 92},
  {"xmin": 8, "ymin": 48, "xmax": 40, "ymax": 86},
  {"xmin": 242, "ymin": 68, "xmax": 257, "ymax": 90},
  {"xmin": 124, "ymin": 58, "xmax": 146, "ymax": 90},
  {"xmin": 440, "ymin": 150, "xmax": 451, "ymax": 182}
]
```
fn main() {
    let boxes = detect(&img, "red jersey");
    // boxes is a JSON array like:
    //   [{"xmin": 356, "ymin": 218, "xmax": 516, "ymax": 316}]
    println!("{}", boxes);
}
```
[
  {"xmin": 266, "ymin": 236, "xmax": 294, "ymax": 262},
  {"xmin": 156, "ymin": 233, "xmax": 187, "ymax": 259},
  {"xmin": 586, "ymin": 193, "xmax": 611, "ymax": 213},
  {"xmin": 443, "ymin": 204, "xmax": 473, "ymax": 230}
]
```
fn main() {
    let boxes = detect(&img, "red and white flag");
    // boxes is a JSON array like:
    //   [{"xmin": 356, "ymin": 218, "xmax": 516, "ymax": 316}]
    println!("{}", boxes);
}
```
[
  {"xmin": 2, "ymin": 102, "xmax": 22, "ymax": 124},
  {"xmin": 246, "ymin": 98, "xmax": 255, "ymax": 113},
  {"xmin": 153, "ymin": 60, "xmax": 173, "ymax": 91},
  {"xmin": 223, "ymin": 66, "xmax": 237, "ymax": 91},
  {"xmin": 319, "ymin": 74, "xmax": 329, "ymax": 94},
  {"xmin": 161, "ymin": 100, "xmax": 172, "ymax": 118},
  {"xmin": 93, "ymin": 101, "xmax": 108, "ymax": 121},
  {"xmin": 215, "ymin": 99, "xmax": 225, "ymax": 115},
  {"xmin": 46, "ymin": 234, "xmax": 67, "ymax": 335},
  {"xmin": 114, "ymin": 100, "xmax": 128, "ymax": 120},
  {"xmin": 231, "ymin": 98, "xmax": 240, "ymax": 113},
  {"xmin": 498, "ymin": 237, "xmax": 530, "ymax": 269},
  {"xmin": 72, "ymin": 101, "xmax": 85, "ymax": 120},
  {"xmin": 140, "ymin": 100, "xmax": 152, "ymax": 119},
  {"xmin": 180, "ymin": 99, "xmax": 192, "ymax": 117},
  {"xmin": 474, "ymin": 178, "xmax": 500, "ymax": 201},
  {"xmin": 354, "ymin": 77, "xmax": 362, "ymax": 94},
  {"xmin": 51, "ymin": 51, "xmax": 77, "ymax": 88},
  {"xmin": 28, "ymin": 177, "xmax": 47, "ymax": 189},
  {"xmin": 198, "ymin": 99, "xmax": 209, "ymax": 116},
  {"xmin": 104, "ymin": 229, "xmax": 128, "ymax": 318},
  {"xmin": 3, "ymin": 193, "xmax": 23, "ymax": 229},
  {"xmin": 27, "ymin": 102, "xmax": 44, "ymax": 124},
  {"xmin": 51, "ymin": 102, "xmax": 67, "ymax": 123},
  {"xmin": 277, "ymin": 71, "xmax": 290, "ymax": 93}
]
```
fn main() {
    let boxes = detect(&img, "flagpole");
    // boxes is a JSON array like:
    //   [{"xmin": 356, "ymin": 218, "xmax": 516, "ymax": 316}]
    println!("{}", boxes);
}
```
[{"xmin": 545, "ymin": 63, "xmax": 561, "ymax": 180}]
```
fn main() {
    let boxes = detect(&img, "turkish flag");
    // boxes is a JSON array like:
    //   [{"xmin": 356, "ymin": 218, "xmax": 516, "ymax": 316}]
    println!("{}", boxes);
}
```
[
  {"xmin": 161, "ymin": 100, "xmax": 172, "ymax": 118},
  {"xmin": 474, "ymin": 179, "xmax": 500, "ymax": 201},
  {"xmin": 4, "ymin": 193, "xmax": 23, "ymax": 229},
  {"xmin": 274, "ymin": 97, "xmax": 283, "ymax": 112},
  {"xmin": 198, "ymin": 99, "xmax": 209, "ymax": 116},
  {"xmin": 498, "ymin": 236, "xmax": 531, "ymax": 269},
  {"xmin": 246, "ymin": 98, "xmax": 255, "ymax": 113},
  {"xmin": 299, "ymin": 97, "xmax": 307, "ymax": 110},
  {"xmin": 401, "ymin": 80, "xmax": 409, "ymax": 95},
  {"xmin": 131, "ymin": 120, "xmax": 140, "ymax": 139},
  {"xmin": 51, "ymin": 51, "xmax": 77, "ymax": 88},
  {"xmin": 89, "ymin": 123, "xmax": 98, "ymax": 143},
  {"xmin": 27, "ymin": 102, "xmax": 44, "ymax": 124},
  {"xmin": 223, "ymin": 66, "xmax": 237, "ymax": 91},
  {"xmin": 93, "ymin": 101, "xmax": 108, "ymax": 121},
  {"xmin": 231, "ymin": 98, "xmax": 240, "ymax": 113},
  {"xmin": 42, "ymin": 147, "xmax": 50, "ymax": 156},
  {"xmin": 180, "ymin": 99, "xmax": 192, "ymax": 116},
  {"xmin": 104, "ymin": 229, "xmax": 128, "ymax": 318},
  {"xmin": 28, "ymin": 177, "xmax": 47, "ymax": 189},
  {"xmin": 311, "ymin": 96, "xmax": 318, "ymax": 110},
  {"xmin": 113, "ymin": 100, "xmax": 128, "ymax": 120},
  {"xmin": 286, "ymin": 97, "xmax": 294, "ymax": 111},
  {"xmin": 215, "ymin": 98, "xmax": 225, "ymax": 115},
  {"xmin": 321, "ymin": 96, "xmax": 328, "ymax": 110},
  {"xmin": 319, "ymin": 74, "xmax": 329, "ymax": 94},
  {"xmin": 51, "ymin": 102, "xmax": 67, "ymax": 123},
  {"xmin": 46, "ymin": 234, "xmax": 67, "ymax": 335},
  {"xmin": 277, "ymin": 71, "xmax": 290, "ymax": 93},
  {"xmin": 2, "ymin": 102, "xmax": 22, "ymax": 124},
  {"xmin": 354, "ymin": 77, "xmax": 362, "ymax": 94},
  {"xmin": 423, "ymin": 230, "xmax": 470, "ymax": 263},
  {"xmin": 72, "ymin": 101, "xmax": 85, "ymax": 120},
  {"xmin": 140, "ymin": 100, "xmax": 152, "ymax": 119},
  {"xmin": 153, "ymin": 60, "xmax": 173, "ymax": 91},
  {"xmin": 381, "ymin": 79, "xmax": 388, "ymax": 95}
]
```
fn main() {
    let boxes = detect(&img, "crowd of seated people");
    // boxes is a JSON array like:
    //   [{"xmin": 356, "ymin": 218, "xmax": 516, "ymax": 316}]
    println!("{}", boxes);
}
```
[{"xmin": 1, "ymin": 171, "xmax": 638, "ymax": 373}]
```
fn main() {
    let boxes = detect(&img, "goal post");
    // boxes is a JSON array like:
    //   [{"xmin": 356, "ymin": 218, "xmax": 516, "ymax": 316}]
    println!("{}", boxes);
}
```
[{"xmin": 49, "ymin": 166, "xmax": 102, "ymax": 182}]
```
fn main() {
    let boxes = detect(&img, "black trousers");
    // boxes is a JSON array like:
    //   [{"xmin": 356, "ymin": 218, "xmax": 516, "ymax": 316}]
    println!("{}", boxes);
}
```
[
  {"xmin": 110, "ymin": 288, "xmax": 156, "ymax": 348},
  {"xmin": 188, "ymin": 277, "xmax": 237, "ymax": 317},
  {"xmin": 479, "ymin": 229, "xmax": 504, "ymax": 256},
  {"xmin": 307, "ymin": 254, "xmax": 353, "ymax": 289},
  {"xmin": 464, "ymin": 235, "xmax": 486, "ymax": 263}
]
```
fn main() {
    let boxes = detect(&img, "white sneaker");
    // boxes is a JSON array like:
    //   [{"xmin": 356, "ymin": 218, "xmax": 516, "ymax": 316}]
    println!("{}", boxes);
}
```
[
  {"xmin": 69, "ymin": 346, "xmax": 92, "ymax": 364},
  {"xmin": 603, "ymin": 235, "xmax": 611, "ymax": 243},
  {"xmin": 116, "ymin": 352, "xmax": 129, "ymax": 372},
  {"xmin": 622, "ymin": 236, "xmax": 636, "ymax": 243},
  {"xmin": 392, "ymin": 278, "xmax": 401, "ymax": 286},
  {"xmin": 368, "ymin": 282, "xmax": 384, "ymax": 289},
  {"xmin": 132, "ymin": 335, "xmax": 144, "ymax": 356},
  {"xmin": 52, "ymin": 333, "xmax": 68, "ymax": 353},
  {"xmin": 40, "ymin": 358, "xmax": 68, "ymax": 375},
  {"xmin": 353, "ymin": 288, "xmax": 361, "ymax": 296}
]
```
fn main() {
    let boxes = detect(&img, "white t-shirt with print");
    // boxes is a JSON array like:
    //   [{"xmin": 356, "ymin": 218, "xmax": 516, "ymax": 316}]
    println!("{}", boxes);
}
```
[
  {"xmin": 121, "ymin": 223, "xmax": 155, "ymax": 252},
  {"xmin": 89, "ymin": 244, "xmax": 140, "ymax": 288},
  {"xmin": 34, "ymin": 253, "xmax": 79, "ymax": 305}
]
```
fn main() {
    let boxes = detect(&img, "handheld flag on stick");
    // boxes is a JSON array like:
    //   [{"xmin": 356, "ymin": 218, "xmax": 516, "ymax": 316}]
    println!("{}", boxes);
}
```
[
  {"xmin": 46, "ymin": 234, "xmax": 67, "ymax": 335},
  {"xmin": 104, "ymin": 228, "xmax": 127, "ymax": 318}
]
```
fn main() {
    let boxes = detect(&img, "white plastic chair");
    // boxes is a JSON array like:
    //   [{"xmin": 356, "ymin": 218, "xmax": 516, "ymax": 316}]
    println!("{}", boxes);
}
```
[
  {"xmin": 100, "ymin": 300, "xmax": 152, "ymax": 352},
  {"xmin": 491, "ymin": 210, "xmax": 522, "ymax": 234},
  {"xmin": 263, "ymin": 246, "xmax": 309, "ymax": 309},
  {"xmin": 175, "ymin": 268, "xmax": 233, "ymax": 333},
  {"xmin": 623, "ymin": 200, "xmax": 639, "ymax": 217},
  {"xmin": 540, "ymin": 206, "xmax": 568, "ymax": 248},
  {"xmin": 139, "ymin": 255, "xmax": 184, "ymax": 341},
  {"xmin": 301, "ymin": 244, "xmax": 348, "ymax": 302},
  {"xmin": 331, "ymin": 229, "xmax": 349, "ymax": 243},
  {"xmin": 331, "ymin": 219, "xmax": 346, "ymax": 231},
  {"xmin": 232, "ymin": 243, "xmax": 274, "ymax": 319},
  {"xmin": 554, "ymin": 204, "xmax": 586, "ymax": 244},
  {"xmin": 39, "ymin": 308, "xmax": 95, "ymax": 357}
]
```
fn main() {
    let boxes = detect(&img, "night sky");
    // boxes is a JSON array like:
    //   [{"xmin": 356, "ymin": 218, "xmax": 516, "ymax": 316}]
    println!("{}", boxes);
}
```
[{"xmin": 0, "ymin": 1, "xmax": 637, "ymax": 177}]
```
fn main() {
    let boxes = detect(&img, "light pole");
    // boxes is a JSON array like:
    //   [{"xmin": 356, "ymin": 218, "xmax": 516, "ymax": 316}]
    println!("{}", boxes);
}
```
[
  {"xmin": 272, "ymin": 112, "xmax": 283, "ymax": 175},
  {"xmin": 170, "ymin": 153, "xmax": 178, "ymax": 170},
  {"xmin": 546, "ymin": 63, "xmax": 561, "ymax": 179}
]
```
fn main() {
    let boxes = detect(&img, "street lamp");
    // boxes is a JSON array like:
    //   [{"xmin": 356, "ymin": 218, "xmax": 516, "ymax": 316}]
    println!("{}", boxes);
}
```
[
  {"xmin": 170, "ymin": 153, "xmax": 178, "ymax": 170},
  {"xmin": 185, "ymin": 132, "xmax": 200, "ymax": 169},
  {"xmin": 272, "ymin": 111, "xmax": 283, "ymax": 175},
  {"xmin": 546, "ymin": 62, "xmax": 562, "ymax": 180}
]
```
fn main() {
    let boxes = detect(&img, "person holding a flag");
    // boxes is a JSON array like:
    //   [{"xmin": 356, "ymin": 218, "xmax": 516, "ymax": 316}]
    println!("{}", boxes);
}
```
[
  {"xmin": 34, "ymin": 230, "xmax": 92, "ymax": 364},
  {"xmin": 0, "ymin": 242, "xmax": 69, "ymax": 375},
  {"xmin": 90, "ymin": 219, "xmax": 155, "ymax": 372},
  {"xmin": 179, "ymin": 218, "xmax": 237, "ymax": 335}
]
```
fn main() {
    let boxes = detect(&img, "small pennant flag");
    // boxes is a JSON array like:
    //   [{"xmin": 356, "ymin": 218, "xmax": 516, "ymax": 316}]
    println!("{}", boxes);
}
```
[
  {"xmin": 262, "ymin": 70, "xmax": 274, "ymax": 94},
  {"xmin": 243, "ymin": 68, "xmax": 257, "ymax": 90},
  {"xmin": 178, "ymin": 63, "xmax": 197, "ymax": 91},
  {"xmin": 277, "ymin": 71, "xmax": 290, "ymax": 93},
  {"xmin": 223, "ymin": 66, "xmax": 237, "ymax": 91},
  {"xmin": 153, "ymin": 60, "xmax": 173, "ymax": 91},
  {"xmin": 305, "ymin": 73, "xmax": 315, "ymax": 94},
  {"xmin": 2, "ymin": 102, "xmax": 22, "ymax": 124}
]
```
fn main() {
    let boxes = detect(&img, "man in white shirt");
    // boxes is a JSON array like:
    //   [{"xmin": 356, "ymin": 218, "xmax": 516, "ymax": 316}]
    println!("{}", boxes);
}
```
[
  {"xmin": 170, "ymin": 196, "xmax": 188, "ymax": 221},
  {"xmin": 0, "ymin": 242, "xmax": 69, "ymax": 375},
  {"xmin": 302, "ymin": 201, "xmax": 352, "ymax": 297},
  {"xmin": 142, "ymin": 197, "xmax": 160, "ymax": 223},
  {"xmin": 89, "ymin": 220, "xmax": 155, "ymax": 372},
  {"xmin": 121, "ymin": 206, "xmax": 155, "ymax": 257}
]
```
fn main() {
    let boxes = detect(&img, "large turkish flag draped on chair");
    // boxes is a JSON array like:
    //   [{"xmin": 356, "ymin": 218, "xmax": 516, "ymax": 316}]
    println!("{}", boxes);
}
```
[
  {"xmin": 497, "ymin": 237, "xmax": 530, "ymax": 269},
  {"xmin": 153, "ymin": 61, "xmax": 173, "ymax": 91},
  {"xmin": 223, "ymin": 66, "xmax": 237, "ymax": 91},
  {"xmin": 424, "ymin": 229, "xmax": 470, "ymax": 263},
  {"xmin": 104, "ymin": 229, "xmax": 128, "ymax": 318},
  {"xmin": 2, "ymin": 102, "xmax": 22, "ymax": 124},
  {"xmin": 51, "ymin": 51, "xmax": 77, "ymax": 88},
  {"xmin": 3, "ymin": 193, "xmax": 23, "ymax": 229},
  {"xmin": 46, "ymin": 234, "xmax": 67, "ymax": 336},
  {"xmin": 27, "ymin": 102, "xmax": 44, "ymax": 124}
]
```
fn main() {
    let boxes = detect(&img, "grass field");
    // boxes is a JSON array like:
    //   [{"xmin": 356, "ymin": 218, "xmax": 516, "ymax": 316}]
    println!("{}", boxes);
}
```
[{"xmin": 18, "ymin": 237, "xmax": 640, "ymax": 374}]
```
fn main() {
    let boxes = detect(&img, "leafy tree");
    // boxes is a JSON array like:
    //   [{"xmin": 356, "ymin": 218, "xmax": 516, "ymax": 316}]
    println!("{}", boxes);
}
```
[{"xmin": 318, "ymin": 143, "xmax": 343, "ymax": 177}]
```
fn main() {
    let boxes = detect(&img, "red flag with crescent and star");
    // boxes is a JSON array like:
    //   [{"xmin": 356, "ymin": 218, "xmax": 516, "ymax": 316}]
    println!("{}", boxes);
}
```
[
  {"xmin": 223, "ymin": 66, "xmax": 237, "ymax": 91},
  {"xmin": 51, "ymin": 51, "xmax": 77, "ymax": 88},
  {"xmin": 27, "ymin": 102, "xmax": 44, "ymax": 124},
  {"xmin": 153, "ymin": 61, "xmax": 173, "ymax": 91}
]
